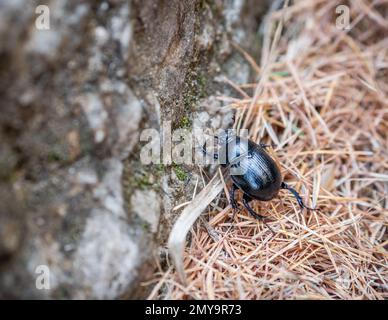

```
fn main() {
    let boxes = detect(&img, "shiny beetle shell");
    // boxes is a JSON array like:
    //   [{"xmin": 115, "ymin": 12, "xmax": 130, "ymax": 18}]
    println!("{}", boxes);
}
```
[{"xmin": 218, "ymin": 135, "xmax": 282, "ymax": 201}]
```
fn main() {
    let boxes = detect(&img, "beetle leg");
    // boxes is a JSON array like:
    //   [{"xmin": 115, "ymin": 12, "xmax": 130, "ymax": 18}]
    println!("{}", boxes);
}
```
[
  {"xmin": 242, "ymin": 195, "xmax": 275, "ymax": 235},
  {"xmin": 259, "ymin": 142, "xmax": 276, "ymax": 149},
  {"xmin": 229, "ymin": 184, "xmax": 239, "ymax": 210},
  {"xmin": 259, "ymin": 143, "xmax": 270, "ymax": 149},
  {"xmin": 228, "ymin": 184, "xmax": 240, "ymax": 221},
  {"xmin": 281, "ymin": 182, "xmax": 318, "ymax": 212}
]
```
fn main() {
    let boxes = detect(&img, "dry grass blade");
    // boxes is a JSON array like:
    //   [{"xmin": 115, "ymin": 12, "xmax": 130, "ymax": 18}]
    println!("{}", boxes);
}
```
[{"xmin": 168, "ymin": 173, "xmax": 223, "ymax": 284}]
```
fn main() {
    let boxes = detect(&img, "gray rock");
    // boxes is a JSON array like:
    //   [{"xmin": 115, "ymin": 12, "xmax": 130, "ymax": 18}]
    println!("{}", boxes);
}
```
[
  {"xmin": 131, "ymin": 190, "xmax": 161, "ymax": 233},
  {"xmin": 0, "ymin": 0, "xmax": 269, "ymax": 298}
]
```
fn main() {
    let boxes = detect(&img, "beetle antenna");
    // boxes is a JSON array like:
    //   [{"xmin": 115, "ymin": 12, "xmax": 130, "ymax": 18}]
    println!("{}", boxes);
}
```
[
  {"xmin": 281, "ymin": 182, "xmax": 318, "ymax": 211},
  {"xmin": 263, "ymin": 220, "xmax": 275, "ymax": 236}
]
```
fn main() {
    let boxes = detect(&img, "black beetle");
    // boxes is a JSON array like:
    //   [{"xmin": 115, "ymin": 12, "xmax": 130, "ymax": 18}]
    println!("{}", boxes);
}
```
[{"xmin": 203, "ymin": 131, "xmax": 316, "ymax": 233}]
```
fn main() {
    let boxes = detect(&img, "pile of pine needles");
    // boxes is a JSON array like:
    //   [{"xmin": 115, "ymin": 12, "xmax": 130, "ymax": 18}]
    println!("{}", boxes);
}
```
[{"xmin": 147, "ymin": 0, "xmax": 387, "ymax": 299}]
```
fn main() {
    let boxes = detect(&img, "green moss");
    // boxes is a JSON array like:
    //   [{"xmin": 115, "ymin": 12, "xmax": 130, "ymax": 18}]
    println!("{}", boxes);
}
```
[
  {"xmin": 179, "ymin": 115, "xmax": 191, "ymax": 129},
  {"xmin": 47, "ymin": 145, "xmax": 69, "ymax": 163},
  {"xmin": 125, "ymin": 161, "xmax": 184, "ymax": 191},
  {"xmin": 140, "ymin": 220, "xmax": 150, "ymax": 231},
  {"xmin": 197, "ymin": 73, "xmax": 207, "ymax": 97},
  {"xmin": 173, "ymin": 163, "xmax": 188, "ymax": 182},
  {"xmin": 183, "ymin": 91, "xmax": 197, "ymax": 111},
  {"xmin": 134, "ymin": 174, "xmax": 152, "ymax": 189},
  {"xmin": 197, "ymin": 0, "xmax": 217, "ymax": 14},
  {"xmin": 154, "ymin": 163, "xmax": 165, "ymax": 173},
  {"xmin": 122, "ymin": 162, "xmax": 165, "ymax": 196},
  {"xmin": 182, "ymin": 73, "xmax": 207, "ymax": 112}
]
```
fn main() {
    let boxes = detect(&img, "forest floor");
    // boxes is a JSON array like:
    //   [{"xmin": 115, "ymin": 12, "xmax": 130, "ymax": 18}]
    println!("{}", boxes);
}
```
[{"xmin": 147, "ymin": 0, "xmax": 387, "ymax": 299}]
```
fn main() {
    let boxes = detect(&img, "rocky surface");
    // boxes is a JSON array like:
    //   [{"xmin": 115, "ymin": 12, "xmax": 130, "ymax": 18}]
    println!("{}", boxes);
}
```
[{"xmin": 0, "ymin": 0, "xmax": 268, "ymax": 298}]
